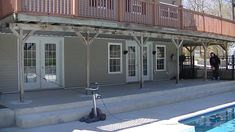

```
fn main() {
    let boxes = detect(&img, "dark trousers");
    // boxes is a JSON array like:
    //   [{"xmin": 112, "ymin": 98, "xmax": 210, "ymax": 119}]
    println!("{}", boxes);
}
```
[{"xmin": 212, "ymin": 65, "xmax": 219, "ymax": 79}]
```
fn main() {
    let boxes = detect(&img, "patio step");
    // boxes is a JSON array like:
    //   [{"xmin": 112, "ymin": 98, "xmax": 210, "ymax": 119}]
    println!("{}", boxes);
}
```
[{"xmin": 15, "ymin": 81, "xmax": 235, "ymax": 128}]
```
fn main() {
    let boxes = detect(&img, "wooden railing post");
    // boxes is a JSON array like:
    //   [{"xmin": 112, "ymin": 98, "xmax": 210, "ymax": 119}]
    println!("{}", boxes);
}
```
[
  {"xmin": 73, "ymin": 0, "xmax": 78, "ymax": 16},
  {"xmin": 203, "ymin": 13, "xmax": 205, "ymax": 32},
  {"xmin": 153, "ymin": 0, "xmax": 157, "ymax": 25},
  {"xmin": 179, "ymin": 5, "xmax": 183, "ymax": 30},
  {"xmin": 232, "ymin": 55, "xmax": 234, "ymax": 80},
  {"xmin": 15, "ymin": 0, "xmax": 22, "ymax": 12},
  {"xmin": 118, "ymin": 0, "xmax": 124, "ymax": 22}
]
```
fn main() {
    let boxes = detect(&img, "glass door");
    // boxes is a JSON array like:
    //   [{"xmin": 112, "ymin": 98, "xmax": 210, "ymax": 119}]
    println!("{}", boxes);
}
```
[
  {"xmin": 41, "ymin": 38, "xmax": 63, "ymax": 89},
  {"xmin": 24, "ymin": 36, "xmax": 63, "ymax": 90},
  {"xmin": 143, "ymin": 45, "xmax": 150, "ymax": 80},
  {"xmin": 126, "ymin": 43, "xmax": 139, "ymax": 82},
  {"xmin": 24, "ymin": 40, "xmax": 40, "ymax": 90}
]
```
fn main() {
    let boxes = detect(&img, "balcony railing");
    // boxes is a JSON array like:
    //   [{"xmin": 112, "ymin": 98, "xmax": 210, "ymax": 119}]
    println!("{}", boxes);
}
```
[{"xmin": 1, "ymin": 0, "xmax": 235, "ymax": 38}]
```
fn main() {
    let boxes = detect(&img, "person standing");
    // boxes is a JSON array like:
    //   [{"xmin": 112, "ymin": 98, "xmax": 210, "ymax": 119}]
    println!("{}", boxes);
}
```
[{"xmin": 209, "ymin": 52, "xmax": 221, "ymax": 80}]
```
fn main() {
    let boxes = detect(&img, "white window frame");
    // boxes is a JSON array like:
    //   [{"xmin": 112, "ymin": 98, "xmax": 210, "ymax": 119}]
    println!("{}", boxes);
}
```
[
  {"xmin": 108, "ymin": 43, "xmax": 122, "ymax": 74},
  {"xmin": 156, "ymin": 45, "xmax": 166, "ymax": 71},
  {"xmin": 132, "ymin": 1, "xmax": 142, "ymax": 15},
  {"xmin": 97, "ymin": 0, "xmax": 108, "ymax": 9}
]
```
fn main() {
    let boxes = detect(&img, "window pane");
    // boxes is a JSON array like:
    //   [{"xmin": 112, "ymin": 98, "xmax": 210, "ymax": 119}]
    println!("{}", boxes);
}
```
[
  {"xmin": 143, "ymin": 47, "xmax": 148, "ymax": 75},
  {"xmin": 157, "ymin": 59, "xmax": 164, "ymax": 70},
  {"xmin": 110, "ymin": 45, "xmax": 121, "ymax": 58},
  {"xmin": 157, "ymin": 47, "xmax": 165, "ymax": 58},
  {"xmin": 24, "ymin": 43, "xmax": 37, "ymax": 83},
  {"xmin": 109, "ymin": 59, "xmax": 120, "ymax": 72},
  {"xmin": 109, "ymin": 44, "xmax": 121, "ymax": 73},
  {"xmin": 156, "ymin": 46, "xmax": 166, "ymax": 70}
]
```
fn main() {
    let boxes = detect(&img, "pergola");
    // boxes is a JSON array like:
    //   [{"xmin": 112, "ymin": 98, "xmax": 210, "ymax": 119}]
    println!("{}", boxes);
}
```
[{"xmin": 1, "ymin": 21, "xmax": 233, "ymax": 102}]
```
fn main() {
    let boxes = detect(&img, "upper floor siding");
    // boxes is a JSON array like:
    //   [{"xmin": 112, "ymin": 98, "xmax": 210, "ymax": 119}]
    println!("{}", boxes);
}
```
[{"xmin": 0, "ymin": 0, "xmax": 235, "ymax": 39}]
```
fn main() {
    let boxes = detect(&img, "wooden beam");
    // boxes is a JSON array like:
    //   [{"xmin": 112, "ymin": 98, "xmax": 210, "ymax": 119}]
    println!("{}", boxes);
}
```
[
  {"xmin": 74, "ymin": 31, "xmax": 99, "ymax": 89},
  {"xmin": 202, "ymin": 42, "xmax": 209, "ymax": 81},
  {"xmin": 172, "ymin": 39, "xmax": 184, "ymax": 84},
  {"xmin": 10, "ymin": 23, "xmax": 233, "ymax": 44}
]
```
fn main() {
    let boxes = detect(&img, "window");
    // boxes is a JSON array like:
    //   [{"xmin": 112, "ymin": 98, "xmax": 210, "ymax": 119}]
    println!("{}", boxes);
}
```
[
  {"xmin": 160, "ymin": 7, "xmax": 178, "ymax": 19},
  {"xmin": 156, "ymin": 45, "xmax": 166, "ymax": 71},
  {"xmin": 89, "ymin": 0, "xmax": 114, "ymax": 9},
  {"xmin": 97, "ymin": 0, "xmax": 107, "ymax": 9},
  {"xmin": 108, "ymin": 43, "xmax": 122, "ymax": 74},
  {"xmin": 126, "ymin": 0, "xmax": 146, "ymax": 15}
]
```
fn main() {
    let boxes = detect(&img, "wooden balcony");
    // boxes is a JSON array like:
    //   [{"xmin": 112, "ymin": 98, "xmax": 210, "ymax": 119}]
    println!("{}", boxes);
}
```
[{"xmin": 1, "ymin": 0, "xmax": 235, "ymax": 38}]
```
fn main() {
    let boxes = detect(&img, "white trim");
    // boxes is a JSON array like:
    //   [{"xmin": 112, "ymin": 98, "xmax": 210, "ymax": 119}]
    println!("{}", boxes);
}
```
[
  {"xmin": 17, "ymin": 37, "xmax": 20, "ymax": 91},
  {"xmin": 156, "ymin": 45, "xmax": 166, "ymax": 71},
  {"xmin": 108, "ymin": 43, "xmax": 123, "ymax": 74},
  {"xmin": 126, "ymin": 41, "xmax": 139, "ymax": 82},
  {"xmin": 150, "ymin": 43, "xmax": 154, "ymax": 81},
  {"xmin": 23, "ymin": 36, "xmax": 65, "ymax": 89},
  {"xmin": 61, "ymin": 38, "xmax": 65, "ymax": 88},
  {"xmin": 97, "ymin": 0, "xmax": 108, "ymax": 9}
]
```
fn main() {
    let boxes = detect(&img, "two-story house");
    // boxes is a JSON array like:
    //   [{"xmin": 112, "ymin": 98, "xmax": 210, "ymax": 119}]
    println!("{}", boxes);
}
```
[{"xmin": 0, "ymin": 0, "xmax": 234, "ymax": 102}]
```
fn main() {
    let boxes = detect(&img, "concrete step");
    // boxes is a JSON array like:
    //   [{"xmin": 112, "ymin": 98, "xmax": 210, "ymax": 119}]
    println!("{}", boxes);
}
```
[{"xmin": 14, "ymin": 81, "xmax": 235, "ymax": 128}]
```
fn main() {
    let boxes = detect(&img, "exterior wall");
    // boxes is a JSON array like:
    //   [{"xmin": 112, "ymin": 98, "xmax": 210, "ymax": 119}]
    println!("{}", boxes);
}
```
[
  {"xmin": 0, "ymin": 34, "xmax": 178, "ymax": 91},
  {"xmin": 90, "ymin": 39, "xmax": 126, "ymax": 85},
  {"xmin": 64, "ymin": 37, "xmax": 87, "ymax": 88},
  {"xmin": 0, "ymin": 34, "xmax": 18, "ymax": 92},
  {"xmin": 153, "ymin": 41, "xmax": 177, "ymax": 80},
  {"xmin": 64, "ymin": 38, "xmax": 126, "ymax": 88}
]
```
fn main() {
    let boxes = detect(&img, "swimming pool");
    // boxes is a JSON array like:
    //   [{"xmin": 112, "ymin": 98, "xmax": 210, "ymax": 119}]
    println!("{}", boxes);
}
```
[{"xmin": 180, "ymin": 105, "xmax": 235, "ymax": 132}]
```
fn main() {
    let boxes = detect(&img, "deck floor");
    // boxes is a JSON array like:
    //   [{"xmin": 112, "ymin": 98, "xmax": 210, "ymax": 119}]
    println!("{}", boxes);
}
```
[{"xmin": 0, "ymin": 79, "xmax": 228, "ymax": 109}]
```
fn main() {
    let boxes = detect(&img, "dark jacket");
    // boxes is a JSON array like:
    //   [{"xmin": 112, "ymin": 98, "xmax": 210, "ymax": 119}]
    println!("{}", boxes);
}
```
[{"xmin": 210, "ymin": 55, "xmax": 220, "ymax": 67}]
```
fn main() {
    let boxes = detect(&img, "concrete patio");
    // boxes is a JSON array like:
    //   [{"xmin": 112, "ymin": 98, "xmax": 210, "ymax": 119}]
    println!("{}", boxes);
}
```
[
  {"xmin": 0, "ymin": 79, "xmax": 235, "ymax": 128},
  {"xmin": 1, "ymin": 87, "xmax": 235, "ymax": 132},
  {"xmin": 0, "ymin": 79, "xmax": 231, "ymax": 109}
]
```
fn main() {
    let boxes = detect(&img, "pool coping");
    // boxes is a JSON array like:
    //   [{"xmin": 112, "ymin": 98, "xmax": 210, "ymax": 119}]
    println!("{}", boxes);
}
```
[
  {"xmin": 164, "ymin": 101, "xmax": 235, "ymax": 132},
  {"xmin": 169, "ymin": 101, "xmax": 235, "ymax": 122}
]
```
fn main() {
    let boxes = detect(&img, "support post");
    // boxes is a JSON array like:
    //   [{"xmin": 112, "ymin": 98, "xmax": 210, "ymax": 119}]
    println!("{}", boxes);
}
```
[
  {"xmin": 202, "ymin": 43, "xmax": 208, "ymax": 81},
  {"xmin": 19, "ymin": 30, "xmax": 24, "ymax": 102},
  {"xmin": 232, "ymin": 55, "xmax": 234, "ymax": 80},
  {"xmin": 132, "ymin": 33, "xmax": 149, "ymax": 88},
  {"xmin": 75, "ymin": 31, "xmax": 99, "ymax": 89},
  {"xmin": 171, "ymin": 39, "xmax": 184, "ymax": 84},
  {"xmin": 140, "ymin": 37, "xmax": 144, "ymax": 88},
  {"xmin": 224, "ymin": 44, "xmax": 228, "ymax": 70},
  {"xmin": 10, "ymin": 26, "xmax": 35, "ymax": 103},
  {"xmin": 219, "ymin": 43, "xmax": 229, "ymax": 70}
]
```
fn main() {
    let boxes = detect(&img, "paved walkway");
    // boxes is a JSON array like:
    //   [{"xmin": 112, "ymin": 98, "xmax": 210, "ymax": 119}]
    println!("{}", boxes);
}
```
[
  {"xmin": 1, "ymin": 79, "xmax": 227, "ymax": 109},
  {"xmin": 1, "ymin": 90, "xmax": 235, "ymax": 132}
]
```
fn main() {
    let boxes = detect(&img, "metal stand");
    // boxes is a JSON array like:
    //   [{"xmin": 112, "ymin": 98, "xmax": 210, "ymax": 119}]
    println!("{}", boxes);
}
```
[{"xmin": 80, "ymin": 83, "xmax": 106, "ymax": 123}]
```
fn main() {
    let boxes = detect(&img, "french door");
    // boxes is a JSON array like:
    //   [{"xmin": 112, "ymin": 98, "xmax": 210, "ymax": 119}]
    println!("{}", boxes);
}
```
[
  {"xmin": 126, "ymin": 43, "xmax": 139, "ymax": 82},
  {"xmin": 24, "ymin": 37, "xmax": 64, "ymax": 90},
  {"xmin": 126, "ymin": 41, "xmax": 150, "ymax": 82}
]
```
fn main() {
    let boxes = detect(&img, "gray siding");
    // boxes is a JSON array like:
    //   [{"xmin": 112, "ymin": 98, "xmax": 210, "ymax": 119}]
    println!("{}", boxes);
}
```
[
  {"xmin": 64, "ymin": 38, "xmax": 126, "ymax": 88},
  {"xmin": 0, "ymin": 34, "xmax": 18, "ymax": 92},
  {"xmin": 90, "ymin": 39, "xmax": 126, "ymax": 85},
  {"xmin": 64, "ymin": 37, "xmax": 87, "ymax": 88},
  {"xmin": 153, "ymin": 41, "xmax": 177, "ymax": 80}
]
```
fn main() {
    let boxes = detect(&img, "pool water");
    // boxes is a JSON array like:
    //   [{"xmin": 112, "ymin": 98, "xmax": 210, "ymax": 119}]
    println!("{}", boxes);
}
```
[{"xmin": 180, "ymin": 105, "xmax": 235, "ymax": 132}]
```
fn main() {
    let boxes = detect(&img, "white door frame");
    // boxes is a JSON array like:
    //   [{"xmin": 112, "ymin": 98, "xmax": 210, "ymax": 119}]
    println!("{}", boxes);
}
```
[
  {"xmin": 143, "ymin": 42, "xmax": 151, "ymax": 81},
  {"xmin": 126, "ymin": 41, "xmax": 152, "ymax": 82},
  {"xmin": 24, "ymin": 37, "xmax": 41, "ymax": 90},
  {"xmin": 40, "ymin": 37, "xmax": 64, "ymax": 89},
  {"xmin": 126, "ymin": 41, "xmax": 139, "ymax": 82},
  {"xmin": 24, "ymin": 36, "xmax": 64, "ymax": 90}
]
